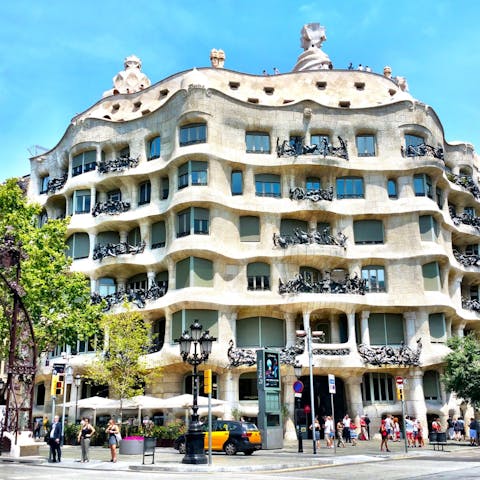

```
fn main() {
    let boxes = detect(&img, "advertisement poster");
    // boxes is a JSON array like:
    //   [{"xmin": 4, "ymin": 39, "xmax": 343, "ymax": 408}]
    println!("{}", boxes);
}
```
[{"xmin": 264, "ymin": 351, "xmax": 279, "ymax": 388}]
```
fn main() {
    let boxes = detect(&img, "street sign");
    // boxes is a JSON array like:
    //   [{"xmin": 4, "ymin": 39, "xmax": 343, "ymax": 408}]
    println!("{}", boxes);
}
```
[
  {"xmin": 395, "ymin": 376, "xmax": 403, "ymax": 385},
  {"xmin": 328, "ymin": 374, "xmax": 336, "ymax": 394},
  {"xmin": 293, "ymin": 380, "xmax": 304, "ymax": 394}
]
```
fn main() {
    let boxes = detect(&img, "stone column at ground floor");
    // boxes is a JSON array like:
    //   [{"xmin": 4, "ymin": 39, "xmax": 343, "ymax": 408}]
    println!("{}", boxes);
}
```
[
  {"xmin": 344, "ymin": 376, "xmax": 364, "ymax": 427},
  {"xmin": 282, "ymin": 372, "xmax": 297, "ymax": 441},
  {"xmin": 406, "ymin": 368, "xmax": 428, "ymax": 433}
]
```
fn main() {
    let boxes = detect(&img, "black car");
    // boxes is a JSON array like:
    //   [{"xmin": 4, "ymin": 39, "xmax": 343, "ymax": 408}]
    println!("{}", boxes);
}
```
[{"xmin": 173, "ymin": 420, "xmax": 262, "ymax": 456}]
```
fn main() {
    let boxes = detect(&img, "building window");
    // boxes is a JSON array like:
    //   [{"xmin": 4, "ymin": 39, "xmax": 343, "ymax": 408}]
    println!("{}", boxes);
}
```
[
  {"xmin": 35, "ymin": 383, "xmax": 46, "ymax": 406},
  {"xmin": 98, "ymin": 277, "xmax": 116, "ymax": 297},
  {"xmin": 176, "ymin": 207, "xmax": 209, "ymax": 237},
  {"xmin": 66, "ymin": 233, "xmax": 90, "ymax": 259},
  {"xmin": 161, "ymin": 176, "xmax": 169, "ymax": 199},
  {"xmin": 466, "ymin": 244, "xmax": 479, "ymax": 255},
  {"xmin": 150, "ymin": 317, "xmax": 166, "ymax": 353},
  {"xmin": 151, "ymin": 221, "xmax": 166, "ymax": 248},
  {"xmin": 306, "ymin": 177, "xmax": 321, "ymax": 191},
  {"xmin": 127, "ymin": 273, "xmax": 147, "ymax": 291},
  {"xmin": 255, "ymin": 173, "xmax": 281, "ymax": 197},
  {"xmin": 172, "ymin": 309, "xmax": 218, "ymax": 342},
  {"xmin": 239, "ymin": 373, "xmax": 258, "ymax": 400},
  {"xmin": 311, "ymin": 134, "xmax": 330, "ymax": 155},
  {"xmin": 175, "ymin": 257, "xmax": 213, "ymax": 289},
  {"xmin": 107, "ymin": 189, "xmax": 122, "ymax": 202},
  {"xmin": 387, "ymin": 179, "xmax": 398, "ymax": 198},
  {"xmin": 368, "ymin": 313, "xmax": 404, "ymax": 345},
  {"xmin": 464, "ymin": 206, "xmax": 475, "ymax": 217},
  {"xmin": 280, "ymin": 218, "xmax": 309, "ymax": 236},
  {"xmin": 317, "ymin": 222, "xmax": 331, "ymax": 236},
  {"xmin": 148, "ymin": 136, "xmax": 161, "ymax": 160},
  {"xmin": 405, "ymin": 134, "xmax": 424, "ymax": 151},
  {"xmin": 70, "ymin": 189, "xmax": 91, "ymax": 215},
  {"xmin": 239, "ymin": 216, "xmax": 260, "ymax": 242},
  {"xmin": 237, "ymin": 316, "xmax": 285, "ymax": 347},
  {"xmin": 40, "ymin": 175, "xmax": 50, "ymax": 194},
  {"xmin": 247, "ymin": 262, "xmax": 270, "ymax": 290},
  {"xmin": 246, "ymin": 132, "xmax": 270, "ymax": 153},
  {"xmin": 336, "ymin": 176, "xmax": 364, "ymax": 199},
  {"xmin": 362, "ymin": 373, "xmax": 395, "ymax": 403},
  {"xmin": 353, "ymin": 220, "xmax": 384, "ymax": 244},
  {"xmin": 436, "ymin": 187, "xmax": 443, "ymax": 208},
  {"xmin": 96, "ymin": 231, "xmax": 120, "ymax": 246},
  {"xmin": 127, "ymin": 226, "xmax": 142, "ymax": 246},
  {"xmin": 72, "ymin": 150, "xmax": 97, "ymax": 176},
  {"xmin": 361, "ymin": 265, "xmax": 386, "ymax": 292},
  {"xmin": 138, "ymin": 181, "xmax": 151, "ymax": 205},
  {"xmin": 356, "ymin": 135, "xmax": 376, "ymax": 156},
  {"xmin": 300, "ymin": 266, "xmax": 321, "ymax": 284},
  {"xmin": 413, "ymin": 173, "xmax": 433, "ymax": 198},
  {"xmin": 423, "ymin": 371, "xmax": 441, "ymax": 401},
  {"xmin": 231, "ymin": 170, "xmax": 243, "ymax": 195},
  {"xmin": 429, "ymin": 313, "xmax": 446, "ymax": 343},
  {"xmin": 422, "ymin": 261, "xmax": 442, "ymax": 291},
  {"xmin": 419, "ymin": 215, "xmax": 439, "ymax": 241},
  {"xmin": 179, "ymin": 123, "xmax": 207, "ymax": 146},
  {"xmin": 178, "ymin": 161, "xmax": 208, "ymax": 189}
]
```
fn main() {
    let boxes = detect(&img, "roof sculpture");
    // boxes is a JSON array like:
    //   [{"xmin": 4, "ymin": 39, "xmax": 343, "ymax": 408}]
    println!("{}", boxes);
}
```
[
  {"xmin": 292, "ymin": 23, "xmax": 332, "ymax": 71},
  {"xmin": 103, "ymin": 55, "xmax": 151, "ymax": 97}
]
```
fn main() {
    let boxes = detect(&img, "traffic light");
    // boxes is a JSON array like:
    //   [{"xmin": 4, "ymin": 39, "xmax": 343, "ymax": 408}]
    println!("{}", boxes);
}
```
[
  {"xmin": 54, "ymin": 373, "xmax": 65, "ymax": 396},
  {"xmin": 204, "ymin": 369, "xmax": 212, "ymax": 395},
  {"xmin": 51, "ymin": 374, "xmax": 58, "ymax": 396},
  {"xmin": 396, "ymin": 386, "xmax": 404, "ymax": 401}
]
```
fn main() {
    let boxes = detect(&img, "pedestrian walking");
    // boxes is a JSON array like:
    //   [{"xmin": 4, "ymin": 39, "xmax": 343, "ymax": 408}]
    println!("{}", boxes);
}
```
[
  {"xmin": 105, "ymin": 417, "xmax": 120, "ymax": 462},
  {"xmin": 77, "ymin": 417, "xmax": 95, "ymax": 462},
  {"xmin": 336, "ymin": 420, "xmax": 346, "ymax": 447},
  {"xmin": 379, "ymin": 419, "xmax": 390, "ymax": 452},
  {"xmin": 310, "ymin": 415, "xmax": 321, "ymax": 450},
  {"xmin": 48, "ymin": 415, "xmax": 62, "ymax": 462},
  {"xmin": 324, "ymin": 415, "xmax": 334, "ymax": 448}
]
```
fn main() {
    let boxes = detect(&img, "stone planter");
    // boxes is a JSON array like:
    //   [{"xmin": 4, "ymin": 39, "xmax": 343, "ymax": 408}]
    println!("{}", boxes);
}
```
[{"xmin": 119, "ymin": 438, "xmax": 144, "ymax": 455}]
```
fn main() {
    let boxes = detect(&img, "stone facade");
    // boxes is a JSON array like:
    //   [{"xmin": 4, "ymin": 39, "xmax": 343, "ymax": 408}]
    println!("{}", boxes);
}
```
[{"xmin": 29, "ymin": 26, "xmax": 479, "ymax": 437}]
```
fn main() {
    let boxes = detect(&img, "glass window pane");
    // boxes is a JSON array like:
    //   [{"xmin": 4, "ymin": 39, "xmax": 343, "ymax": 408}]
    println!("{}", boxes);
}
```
[
  {"xmin": 192, "ymin": 257, "xmax": 213, "ymax": 287},
  {"xmin": 151, "ymin": 221, "xmax": 166, "ymax": 248},
  {"xmin": 175, "ymin": 257, "xmax": 191, "ymax": 289},
  {"xmin": 260, "ymin": 317, "xmax": 285, "ymax": 347},
  {"xmin": 240, "ymin": 216, "xmax": 260, "ymax": 241},
  {"xmin": 246, "ymin": 133, "xmax": 270, "ymax": 153},
  {"xmin": 237, "ymin": 317, "xmax": 260, "ymax": 347},
  {"xmin": 231, "ymin": 171, "xmax": 243, "ymax": 195},
  {"xmin": 387, "ymin": 179, "xmax": 397, "ymax": 198},
  {"xmin": 356, "ymin": 135, "xmax": 375, "ymax": 156},
  {"xmin": 280, "ymin": 219, "xmax": 308, "ymax": 236},
  {"xmin": 386, "ymin": 314, "xmax": 404, "ymax": 344},
  {"xmin": 353, "ymin": 220, "xmax": 384, "ymax": 244},
  {"xmin": 149, "ymin": 136, "xmax": 161, "ymax": 159},
  {"xmin": 423, "ymin": 262, "xmax": 441, "ymax": 290},
  {"xmin": 429, "ymin": 313, "xmax": 446, "ymax": 341},
  {"xmin": 368, "ymin": 314, "xmax": 386, "ymax": 345}
]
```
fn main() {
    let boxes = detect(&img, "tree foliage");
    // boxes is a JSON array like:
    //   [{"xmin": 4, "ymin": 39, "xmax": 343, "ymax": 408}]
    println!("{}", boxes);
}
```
[
  {"xmin": 443, "ymin": 333, "xmax": 480, "ymax": 407},
  {"xmin": 0, "ymin": 178, "xmax": 102, "ymax": 355},
  {"xmin": 86, "ymin": 309, "xmax": 159, "ymax": 406}
]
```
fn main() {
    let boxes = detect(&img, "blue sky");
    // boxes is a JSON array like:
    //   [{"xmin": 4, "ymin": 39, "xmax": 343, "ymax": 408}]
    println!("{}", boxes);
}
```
[{"xmin": 1, "ymin": 0, "xmax": 479, "ymax": 182}]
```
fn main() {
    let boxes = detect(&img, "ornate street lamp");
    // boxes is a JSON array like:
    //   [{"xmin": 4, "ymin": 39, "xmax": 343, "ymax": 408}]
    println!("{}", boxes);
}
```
[
  {"xmin": 74, "ymin": 374, "xmax": 82, "ymax": 425},
  {"xmin": 176, "ymin": 320, "xmax": 216, "ymax": 464}
]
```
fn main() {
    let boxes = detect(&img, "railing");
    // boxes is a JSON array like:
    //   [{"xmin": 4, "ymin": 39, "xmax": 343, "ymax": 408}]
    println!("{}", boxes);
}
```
[
  {"xmin": 447, "ymin": 173, "xmax": 480, "ymax": 199},
  {"xmin": 277, "ymin": 136, "xmax": 348, "ymax": 160},
  {"xmin": 279, "ymin": 272, "xmax": 366, "ymax": 295},
  {"xmin": 462, "ymin": 296, "xmax": 480, "ymax": 312},
  {"xmin": 92, "ymin": 200, "xmax": 131, "ymax": 217},
  {"xmin": 97, "ymin": 155, "xmax": 139, "ymax": 174},
  {"xmin": 289, "ymin": 186, "xmax": 334, "ymax": 202},
  {"xmin": 357, "ymin": 339, "xmax": 422, "ymax": 366},
  {"xmin": 449, "ymin": 207, "xmax": 480, "ymax": 232},
  {"xmin": 42, "ymin": 174, "xmax": 67, "ymax": 194},
  {"xmin": 453, "ymin": 249, "xmax": 480, "ymax": 267},
  {"xmin": 93, "ymin": 241, "xmax": 146, "ymax": 261},
  {"xmin": 273, "ymin": 229, "xmax": 347, "ymax": 248},
  {"xmin": 401, "ymin": 143, "xmax": 444, "ymax": 160},
  {"xmin": 91, "ymin": 281, "xmax": 168, "ymax": 311}
]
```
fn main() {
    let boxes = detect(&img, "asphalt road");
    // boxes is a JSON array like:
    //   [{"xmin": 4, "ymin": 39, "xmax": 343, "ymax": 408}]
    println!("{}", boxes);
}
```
[{"xmin": 1, "ymin": 451, "xmax": 480, "ymax": 480}]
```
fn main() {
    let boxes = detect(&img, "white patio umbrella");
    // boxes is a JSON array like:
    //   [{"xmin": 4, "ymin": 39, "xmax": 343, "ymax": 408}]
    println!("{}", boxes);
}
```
[
  {"xmin": 160, "ymin": 394, "xmax": 226, "ymax": 408},
  {"xmin": 59, "ymin": 395, "xmax": 117, "ymax": 425}
]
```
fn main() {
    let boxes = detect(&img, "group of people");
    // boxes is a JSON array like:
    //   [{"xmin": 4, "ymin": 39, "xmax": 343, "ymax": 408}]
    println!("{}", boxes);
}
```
[
  {"xmin": 309, "ymin": 414, "xmax": 371, "ymax": 449},
  {"xmin": 347, "ymin": 62, "xmax": 372, "ymax": 72},
  {"xmin": 40, "ymin": 415, "xmax": 120, "ymax": 463},
  {"xmin": 447, "ymin": 416, "xmax": 479, "ymax": 445}
]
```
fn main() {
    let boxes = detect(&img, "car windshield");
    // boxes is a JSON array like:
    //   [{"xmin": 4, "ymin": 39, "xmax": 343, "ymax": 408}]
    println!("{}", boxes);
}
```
[{"xmin": 243, "ymin": 422, "xmax": 258, "ymax": 430}]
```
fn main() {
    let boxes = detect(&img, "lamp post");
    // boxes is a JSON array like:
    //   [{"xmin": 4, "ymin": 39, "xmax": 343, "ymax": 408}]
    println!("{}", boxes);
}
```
[
  {"xmin": 296, "ymin": 328, "xmax": 324, "ymax": 454},
  {"xmin": 293, "ymin": 361, "xmax": 303, "ymax": 453},
  {"xmin": 74, "ymin": 374, "xmax": 82, "ymax": 425},
  {"xmin": 176, "ymin": 320, "xmax": 216, "ymax": 464}
]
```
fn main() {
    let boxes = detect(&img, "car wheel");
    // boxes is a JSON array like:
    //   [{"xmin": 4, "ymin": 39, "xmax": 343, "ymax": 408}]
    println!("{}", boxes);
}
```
[
  {"xmin": 224, "ymin": 441, "xmax": 238, "ymax": 455},
  {"xmin": 178, "ymin": 441, "xmax": 186, "ymax": 454},
  {"xmin": 244, "ymin": 449, "xmax": 255, "ymax": 456}
]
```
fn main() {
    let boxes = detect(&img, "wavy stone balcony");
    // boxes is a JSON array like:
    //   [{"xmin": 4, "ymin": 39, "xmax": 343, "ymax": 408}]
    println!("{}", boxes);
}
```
[
  {"xmin": 447, "ymin": 173, "xmax": 480, "ymax": 199},
  {"xmin": 462, "ymin": 296, "xmax": 480, "ymax": 312},
  {"xmin": 92, "ymin": 200, "xmax": 131, "ymax": 217},
  {"xmin": 273, "ymin": 228, "xmax": 347, "ymax": 249},
  {"xmin": 93, "ymin": 241, "xmax": 146, "ymax": 261},
  {"xmin": 450, "ymin": 208, "xmax": 480, "ymax": 232},
  {"xmin": 401, "ymin": 143, "xmax": 444, "ymax": 161},
  {"xmin": 453, "ymin": 249, "xmax": 480, "ymax": 267},
  {"xmin": 289, "ymin": 186, "xmax": 334, "ymax": 202},
  {"xmin": 276, "ymin": 136, "xmax": 348, "ymax": 160},
  {"xmin": 279, "ymin": 272, "xmax": 366, "ymax": 295}
]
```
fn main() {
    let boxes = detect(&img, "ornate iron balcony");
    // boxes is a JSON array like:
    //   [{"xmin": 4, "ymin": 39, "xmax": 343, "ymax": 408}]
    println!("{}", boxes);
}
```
[
  {"xmin": 43, "ymin": 174, "xmax": 67, "ymax": 194},
  {"xmin": 279, "ymin": 272, "xmax": 366, "ymax": 295},
  {"xmin": 449, "ymin": 207, "xmax": 480, "ymax": 232},
  {"xmin": 289, "ymin": 185, "xmax": 334, "ymax": 202},
  {"xmin": 357, "ymin": 339, "xmax": 422, "ymax": 366},
  {"xmin": 277, "ymin": 136, "xmax": 348, "ymax": 160},
  {"xmin": 97, "ymin": 155, "xmax": 139, "ymax": 174},
  {"xmin": 453, "ymin": 249, "xmax": 480, "ymax": 267},
  {"xmin": 92, "ymin": 200, "xmax": 131, "ymax": 217},
  {"xmin": 447, "ymin": 173, "xmax": 480, "ymax": 199},
  {"xmin": 462, "ymin": 296, "xmax": 480, "ymax": 312},
  {"xmin": 93, "ymin": 241, "xmax": 145, "ymax": 261},
  {"xmin": 273, "ymin": 228, "xmax": 347, "ymax": 248},
  {"xmin": 401, "ymin": 143, "xmax": 444, "ymax": 160},
  {"xmin": 91, "ymin": 281, "xmax": 168, "ymax": 311}
]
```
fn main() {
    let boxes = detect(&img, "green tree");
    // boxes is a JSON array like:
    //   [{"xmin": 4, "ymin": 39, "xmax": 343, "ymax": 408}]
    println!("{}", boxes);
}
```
[
  {"xmin": 0, "ymin": 178, "xmax": 101, "ymax": 355},
  {"xmin": 443, "ymin": 333, "xmax": 480, "ymax": 407},
  {"xmin": 86, "ymin": 309, "xmax": 159, "ymax": 415}
]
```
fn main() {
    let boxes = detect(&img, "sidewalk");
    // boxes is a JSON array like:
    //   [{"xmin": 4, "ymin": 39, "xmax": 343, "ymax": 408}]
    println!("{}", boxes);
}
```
[{"xmin": 0, "ymin": 438, "xmax": 477, "ymax": 472}]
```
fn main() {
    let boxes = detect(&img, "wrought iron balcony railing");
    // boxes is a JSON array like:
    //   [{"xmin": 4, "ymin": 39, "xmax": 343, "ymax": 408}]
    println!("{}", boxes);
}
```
[
  {"xmin": 447, "ymin": 173, "xmax": 480, "ymax": 199},
  {"xmin": 93, "ymin": 241, "xmax": 146, "ymax": 261},
  {"xmin": 97, "ymin": 155, "xmax": 139, "ymax": 174},
  {"xmin": 449, "ymin": 207, "xmax": 480, "ymax": 232},
  {"xmin": 42, "ymin": 174, "xmax": 67, "ymax": 194},
  {"xmin": 92, "ymin": 200, "xmax": 131, "ymax": 217},
  {"xmin": 453, "ymin": 249, "xmax": 480, "ymax": 267},
  {"xmin": 401, "ymin": 143, "xmax": 444, "ymax": 160},
  {"xmin": 277, "ymin": 136, "xmax": 348, "ymax": 160},
  {"xmin": 273, "ymin": 228, "xmax": 347, "ymax": 249},
  {"xmin": 279, "ymin": 272, "xmax": 366, "ymax": 295},
  {"xmin": 462, "ymin": 296, "xmax": 480, "ymax": 312},
  {"xmin": 289, "ymin": 185, "xmax": 334, "ymax": 202}
]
